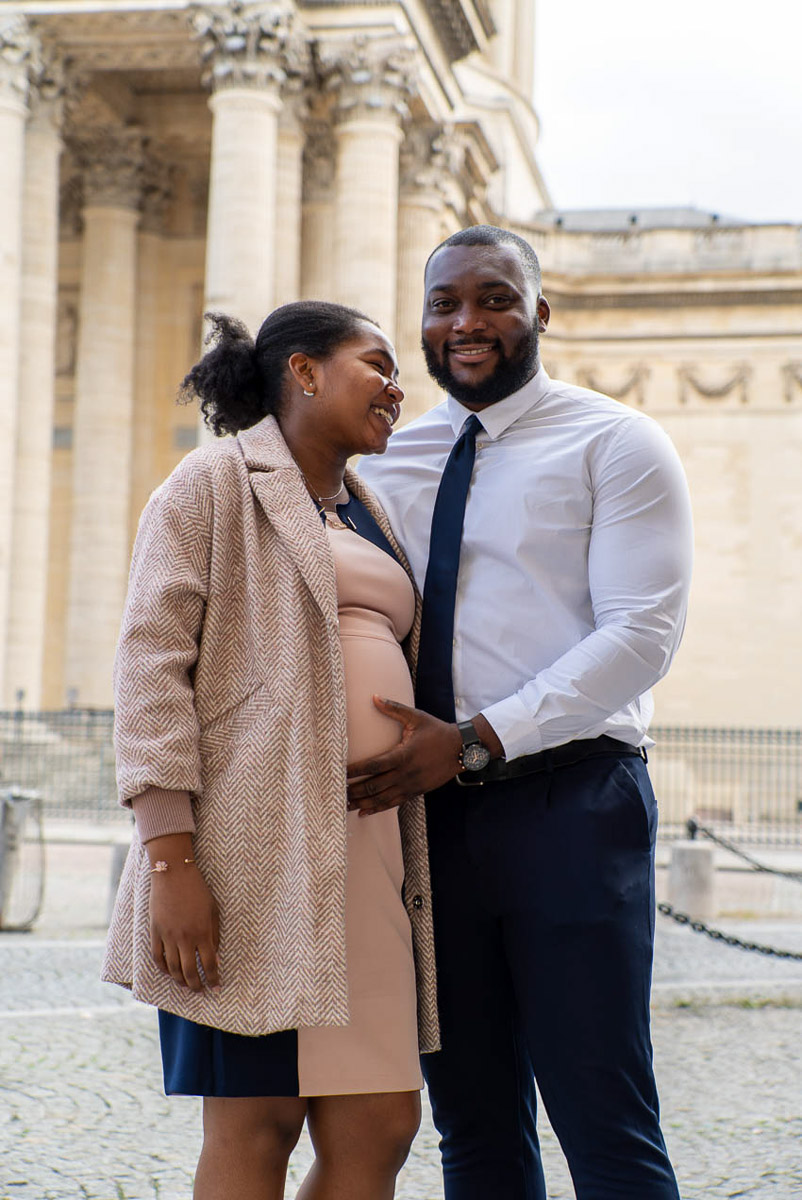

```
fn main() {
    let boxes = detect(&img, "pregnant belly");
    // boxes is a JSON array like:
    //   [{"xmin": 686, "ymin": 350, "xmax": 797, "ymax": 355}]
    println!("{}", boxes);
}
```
[{"xmin": 339, "ymin": 610, "xmax": 414, "ymax": 765}]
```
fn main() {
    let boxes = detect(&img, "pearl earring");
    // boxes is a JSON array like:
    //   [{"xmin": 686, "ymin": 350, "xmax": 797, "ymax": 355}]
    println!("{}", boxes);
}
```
[{"xmin": 303, "ymin": 387, "xmax": 316, "ymax": 397}]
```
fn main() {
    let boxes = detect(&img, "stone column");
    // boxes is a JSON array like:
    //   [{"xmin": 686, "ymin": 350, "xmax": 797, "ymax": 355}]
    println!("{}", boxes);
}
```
[
  {"xmin": 63, "ymin": 129, "xmax": 143, "ymax": 707},
  {"xmin": 273, "ymin": 92, "xmax": 305, "ymax": 307},
  {"xmin": 4, "ymin": 47, "xmax": 64, "ymax": 707},
  {"xmin": 323, "ymin": 37, "xmax": 416, "ymax": 337},
  {"xmin": 130, "ymin": 155, "xmax": 173, "ymax": 539},
  {"xmin": 396, "ymin": 125, "xmax": 453, "ymax": 421},
  {"xmin": 192, "ymin": 1, "xmax": 306, "ymax": 337},
  {"xmin": 300, "ymin": 120, "xmax": 336, "ymax": 301},
  {"xmin": 0, "ymin": 15, "xmax": 34, "ymax": 704}
]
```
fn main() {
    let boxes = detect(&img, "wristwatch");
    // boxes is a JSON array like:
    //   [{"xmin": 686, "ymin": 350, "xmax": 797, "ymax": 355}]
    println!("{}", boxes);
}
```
[{"xmin": 457, "ymin": 720, "xmax": 492, "ymax": 772}]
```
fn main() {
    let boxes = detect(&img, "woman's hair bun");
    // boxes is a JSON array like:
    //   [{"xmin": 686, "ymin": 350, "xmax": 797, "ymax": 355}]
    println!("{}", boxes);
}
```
[
  {"xmin": 178, "ymin": 312, "xmax": 265, "ymax": 437},
  {"xmin": 179, "ymin": 300, "xmax": 380, "ymax": 437}
]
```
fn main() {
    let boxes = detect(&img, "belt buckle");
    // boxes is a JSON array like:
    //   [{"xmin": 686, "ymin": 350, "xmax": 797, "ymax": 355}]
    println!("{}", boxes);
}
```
[{"xmin": 455, "ymin": 772, "xmax": 486, "ymax": 788}]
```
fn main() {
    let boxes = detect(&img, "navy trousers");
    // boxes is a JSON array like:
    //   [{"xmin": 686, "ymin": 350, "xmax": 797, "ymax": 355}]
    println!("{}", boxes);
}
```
[{"xmin": 421, "ymin": 751, "xmax": 680, "ymax": 1200}]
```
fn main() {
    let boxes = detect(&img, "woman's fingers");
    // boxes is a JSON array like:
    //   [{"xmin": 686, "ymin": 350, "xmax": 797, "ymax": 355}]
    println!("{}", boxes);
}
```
[
  {"xmin": 151, "ymin": 931, "xmax": 170, "ymax": 977},
  {"xmin": 155, "ymin": 934, "xmax": 218, "ymax": 992},
  {"xmin": 148, "ymin": 871, "xmax": 221, "ymax": 991},
  {"xmin": 162, "ymin": 941, "xmax": 189, "ymax": 988},
  {"xmin": 177, "ymin": 942, "xmax": 205, "ymax": 992}
]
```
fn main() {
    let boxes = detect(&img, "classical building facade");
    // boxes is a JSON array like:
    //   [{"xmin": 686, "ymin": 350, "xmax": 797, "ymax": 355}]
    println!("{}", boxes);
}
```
[
  {"xmin": 516, "ymin": 211, "xmax": 802, "ymax": 731},
  {"xmin": 1, "ymin": 0, "xmax": 546, "ymax": 710},
  {"xmin": 1, "ymin": 2, "xmax": 801, "ymax": 731}
]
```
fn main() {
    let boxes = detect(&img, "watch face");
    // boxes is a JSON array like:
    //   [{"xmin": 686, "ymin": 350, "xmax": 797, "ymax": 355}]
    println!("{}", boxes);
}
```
[{"xmin": 462, "ymin": 742, "xmax": 491, "ymax": 771}]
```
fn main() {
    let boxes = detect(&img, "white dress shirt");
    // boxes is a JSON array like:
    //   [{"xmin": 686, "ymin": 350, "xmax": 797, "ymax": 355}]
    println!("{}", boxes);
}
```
[{"xmin": 358, "ymin": 367, "xmax": 693, "ymax": 761}]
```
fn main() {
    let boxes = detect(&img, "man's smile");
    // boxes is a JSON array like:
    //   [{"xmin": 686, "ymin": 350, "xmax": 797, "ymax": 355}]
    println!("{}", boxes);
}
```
[{"xmin": 447, "ymin": 341, "xmax": 498, "ymax": 363}]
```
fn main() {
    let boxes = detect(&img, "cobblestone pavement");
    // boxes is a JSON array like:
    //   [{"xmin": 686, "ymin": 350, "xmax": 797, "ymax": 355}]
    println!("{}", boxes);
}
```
[
  {"xmin": 2, "ymin": 928, "xmax": 801, "ymax": 1199},
  {"xmin": 1, "ymin": 842, "xmax": 801, "ymax": 1199}
]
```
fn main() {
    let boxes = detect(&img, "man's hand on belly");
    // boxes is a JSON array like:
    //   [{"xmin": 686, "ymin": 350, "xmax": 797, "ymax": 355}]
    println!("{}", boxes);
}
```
[{"xmin": 346, "ymin": 697, "xmax": 463, "ymax": 814}]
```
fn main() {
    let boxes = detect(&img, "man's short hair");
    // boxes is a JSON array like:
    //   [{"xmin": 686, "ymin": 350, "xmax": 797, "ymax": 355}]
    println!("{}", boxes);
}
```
[{"xmin": 425, "ymin": 225, "xmax": 542, "ymax": 293}]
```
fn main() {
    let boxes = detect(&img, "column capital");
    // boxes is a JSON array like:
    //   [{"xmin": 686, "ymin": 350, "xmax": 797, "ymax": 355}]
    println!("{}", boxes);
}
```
[
  {"xmin": 26, "ymin": 38, "xmax": 67, "ymax": 129},
  {"xmin": 278, "ymin": 79, "xmax": 311, "ymax": 136},
  {"xmin": 400, "ymin": 123, "xmax": 459, "ymax": 200},
  {"xmin": 302, "ymin": 120, "xmax": 335, "ymax": 203},
  {"xmin": 190, "ymin": 0, "xmax": 307, "ymax": 95},
  {"xmin": 71, "ymin": 126, "xmax": 146, "ymax": 210},
  {"xmin": 320, "ymin": 34, "xmax": 417, "ymax": 126},
  {"xmin": 140, "ymin": 152, "xmax": 175, "ymax": 234},
  {"xmin": 0, "ymin": 13, "xmax": 36, "ymax": 114}
]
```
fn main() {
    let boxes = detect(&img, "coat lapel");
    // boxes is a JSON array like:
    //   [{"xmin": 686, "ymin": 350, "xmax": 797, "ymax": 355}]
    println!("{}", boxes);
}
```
[{"xmin": 239, "ymin": 417, "xmax": 338, "ymax": 622}]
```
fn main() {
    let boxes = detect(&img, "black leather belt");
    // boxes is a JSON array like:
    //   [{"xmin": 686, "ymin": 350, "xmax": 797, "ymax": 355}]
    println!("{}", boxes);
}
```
[{"xmin": 455, "ymin": 734, "xmax": 647, "ymax": 787}]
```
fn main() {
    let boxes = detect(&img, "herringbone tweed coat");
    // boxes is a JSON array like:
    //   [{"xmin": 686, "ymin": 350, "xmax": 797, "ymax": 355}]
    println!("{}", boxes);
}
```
[{"xmin": 101, "ymin": 415, "xmax": 439, "ymax": 1051}]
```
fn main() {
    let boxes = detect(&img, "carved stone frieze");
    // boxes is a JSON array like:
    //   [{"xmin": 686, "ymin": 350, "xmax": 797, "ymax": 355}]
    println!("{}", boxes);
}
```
[
  {"xmin": 70, "ymin": 126, "xmax": 147, "ymax": 210},
  {"xmin": 29, "ymin": 9, "xmax": 199, "ymax": 74},
  {"xmin": 190, "ymin": 0, "xmax": 308, "ymax": 94},
  {"xmin": 546, "ymin": 287, "xmax": 802, "ymax": 311},
  {"xmin": 0, "ymin": 13, "xmax": 36, "ymax": 110},
  {"xmin": 576, "ymin": 365, "xmax": 651, "ymax": 407},
  {"xmin": 782, "ymin": 362, "xmax": 802, "ymax": 404},
  {"xmin": 319, "ymin": 35, "xmax": 417, "ymax": 125},
  {"xmin": 678, "ymin": 364, "xmax": 751, "ymax": 406}
]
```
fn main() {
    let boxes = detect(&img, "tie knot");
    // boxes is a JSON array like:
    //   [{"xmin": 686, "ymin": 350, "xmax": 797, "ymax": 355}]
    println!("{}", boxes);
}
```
[{"xmin": 462, "ymin": 414, "xmax": 482, "ymax": 440}]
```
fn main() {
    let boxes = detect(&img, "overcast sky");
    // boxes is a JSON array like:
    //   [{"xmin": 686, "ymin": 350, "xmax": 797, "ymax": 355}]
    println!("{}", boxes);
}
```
[{"xmin": 532, "ymin": 0, "xmax": 802, "ymax": 225}]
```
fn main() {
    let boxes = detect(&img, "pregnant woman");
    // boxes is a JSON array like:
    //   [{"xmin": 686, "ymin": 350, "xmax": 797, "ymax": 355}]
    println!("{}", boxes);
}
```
[{"xmin": 102, "ymin": 301, "xmax": 439, "ymax": 1200}]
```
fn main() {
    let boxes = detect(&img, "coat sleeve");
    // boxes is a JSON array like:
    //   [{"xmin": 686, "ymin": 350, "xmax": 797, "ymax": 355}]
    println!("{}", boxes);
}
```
[{"xmin": 113, "ymin": 455, "xmax": 213, "ymax": 808}]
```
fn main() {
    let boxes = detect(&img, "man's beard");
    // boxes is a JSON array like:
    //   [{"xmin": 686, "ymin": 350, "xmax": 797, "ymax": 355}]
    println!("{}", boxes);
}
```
[{"xmin": 421, "ymin": 325, "xmax": 539, "ymax": 407}]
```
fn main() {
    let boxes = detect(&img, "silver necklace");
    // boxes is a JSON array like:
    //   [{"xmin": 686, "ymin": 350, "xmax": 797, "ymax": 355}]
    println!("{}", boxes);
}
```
[{"xmin": 301, "ymin": 472, "xmax": 345, "ymax": 507}]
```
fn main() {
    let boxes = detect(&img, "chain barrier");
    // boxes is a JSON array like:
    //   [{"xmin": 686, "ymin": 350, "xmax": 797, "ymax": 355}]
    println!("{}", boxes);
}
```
[
  {"xmin": 656, "ymin": 817, "xmax": 802, "ymax": 960},
  {"xmin": 656, "ymin": 901, "xmax": 802, "ymax": 961},
  {"xmin": 686, "ymin": 818, "xmax": 802, "ymax": 883}
]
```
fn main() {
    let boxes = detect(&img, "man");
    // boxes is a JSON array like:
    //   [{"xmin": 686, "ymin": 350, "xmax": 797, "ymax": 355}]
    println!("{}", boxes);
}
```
[{"xmin": 353, "ymin": 225, "xmax": 692, "ymax": 1199}]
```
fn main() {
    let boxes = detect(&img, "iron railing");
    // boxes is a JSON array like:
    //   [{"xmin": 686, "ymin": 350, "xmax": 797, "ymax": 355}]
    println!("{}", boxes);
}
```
[
  {"xmin": 0, "ymin": 711, "xmax": 800, "ymax": 844},
  {"xmin": 0, "ymin": 708, "xmax": 120, "ymax": 824},
  {"xmin": 649, "ymin": 725, "xmax": 802, "ymax": 845}
]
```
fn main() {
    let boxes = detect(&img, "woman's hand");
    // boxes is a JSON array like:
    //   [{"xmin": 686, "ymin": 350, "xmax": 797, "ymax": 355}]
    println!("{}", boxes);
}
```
[{"xmin": 145, "ymin": 834, "xmax": 220, "ymax": 992}]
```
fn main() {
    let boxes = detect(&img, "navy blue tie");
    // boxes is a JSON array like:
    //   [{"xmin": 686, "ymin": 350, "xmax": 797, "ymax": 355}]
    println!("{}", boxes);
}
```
[{"xmin": 415, "ymin": 414, "xmax": 482, "ymax": 722}]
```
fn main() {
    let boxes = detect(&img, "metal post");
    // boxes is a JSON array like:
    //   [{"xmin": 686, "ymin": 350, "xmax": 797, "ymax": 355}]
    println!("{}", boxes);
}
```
[
  {"xmin": 669, "ymin": 840, "xmax": 716, "ymax": 921},
  {"xmin": 0, "ymin": 792, "xmax": 11, "ymax": 925}
]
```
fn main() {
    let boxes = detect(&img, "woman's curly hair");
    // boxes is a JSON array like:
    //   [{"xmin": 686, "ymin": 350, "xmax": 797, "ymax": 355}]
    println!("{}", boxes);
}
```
[{"xmin": 179, "ymin": 300, "xmax": 377, "ymax": 437}]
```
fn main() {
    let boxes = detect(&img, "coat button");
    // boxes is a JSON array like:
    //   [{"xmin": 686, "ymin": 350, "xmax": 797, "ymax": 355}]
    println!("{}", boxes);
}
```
[{"xmin": 412, "ymin": 895, "xmax": 424, "ymax": 910}]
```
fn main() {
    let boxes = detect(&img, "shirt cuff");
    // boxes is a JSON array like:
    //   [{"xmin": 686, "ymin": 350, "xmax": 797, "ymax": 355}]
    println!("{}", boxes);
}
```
[
  {"xmin": 480, "ymin": 695, "xmax": 543, "ymax": 762},
  {"xmin": 130, "ymin": 787, "xmax": 196, "ymax": 843}
]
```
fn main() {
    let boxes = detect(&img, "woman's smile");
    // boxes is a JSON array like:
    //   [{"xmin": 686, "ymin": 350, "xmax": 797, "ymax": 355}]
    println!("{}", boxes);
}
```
[{"xmin": 370, "ymin": 402, "xmax": 399, "ymax": 428}]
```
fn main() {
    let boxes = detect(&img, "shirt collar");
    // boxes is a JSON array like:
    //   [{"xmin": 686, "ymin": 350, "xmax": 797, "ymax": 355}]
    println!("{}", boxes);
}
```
[{"xmin": 446, "ymin": 365, "xmax": 551, "ymax": 440}]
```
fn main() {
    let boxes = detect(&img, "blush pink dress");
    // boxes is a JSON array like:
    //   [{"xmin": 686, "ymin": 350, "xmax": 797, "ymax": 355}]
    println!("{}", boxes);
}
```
[{"xmin": 295, "ymin": 509, "xmax": 423, "ymax": 1096}]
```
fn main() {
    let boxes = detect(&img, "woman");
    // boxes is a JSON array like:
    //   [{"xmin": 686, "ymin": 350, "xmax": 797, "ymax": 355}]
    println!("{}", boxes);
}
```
[{"xmin": 102, "ymin": 301, "xmax": 439, "ymax": 1200}]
